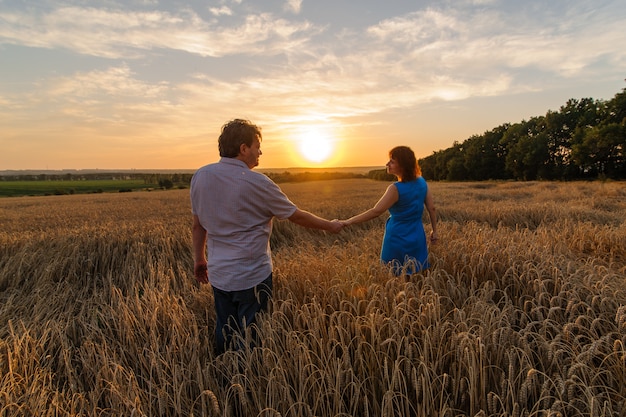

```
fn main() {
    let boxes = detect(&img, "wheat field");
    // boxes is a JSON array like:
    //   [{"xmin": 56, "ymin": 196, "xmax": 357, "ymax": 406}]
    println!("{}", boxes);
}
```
[{"xmin": 1, "ymin": 179, "xmax": 625, "ymax": 417}]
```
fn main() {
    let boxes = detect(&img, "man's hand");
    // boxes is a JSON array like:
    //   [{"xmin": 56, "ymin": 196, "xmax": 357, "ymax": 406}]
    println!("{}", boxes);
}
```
[
  {"xmin": 328, "ymin": 219, "xmax": 344, "ymax": 234},
  {"xmin": 194, "ymin": 262, "xmax": 209, "ymax": 284}
]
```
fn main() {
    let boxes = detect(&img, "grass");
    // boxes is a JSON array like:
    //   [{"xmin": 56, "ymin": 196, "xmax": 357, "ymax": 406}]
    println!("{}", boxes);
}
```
[
  {"xmin": 0, "ymin": 179, "xmax": 152, "ymax": 197},
  {"xmin": 1, "ymin": 179, "xmax": 625, "ymax": 416}
]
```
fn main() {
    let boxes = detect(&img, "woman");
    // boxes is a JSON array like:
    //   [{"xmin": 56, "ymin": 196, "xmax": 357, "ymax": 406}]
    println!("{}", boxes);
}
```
[{"xmin": 341, "ymin": 146, "xmax": 438, "ymax": 275}]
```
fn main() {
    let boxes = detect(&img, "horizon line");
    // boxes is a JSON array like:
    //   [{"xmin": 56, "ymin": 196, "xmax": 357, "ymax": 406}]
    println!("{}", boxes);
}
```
[{"xmin": 0, "ymin": 165, "xmax": 384, "ymax": 173}]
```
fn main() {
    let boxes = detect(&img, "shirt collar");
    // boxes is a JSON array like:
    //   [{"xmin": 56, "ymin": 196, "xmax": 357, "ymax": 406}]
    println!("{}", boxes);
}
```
[{"xmin": 220, "ymin": 157, "xmax": 250, "ymax": 170}]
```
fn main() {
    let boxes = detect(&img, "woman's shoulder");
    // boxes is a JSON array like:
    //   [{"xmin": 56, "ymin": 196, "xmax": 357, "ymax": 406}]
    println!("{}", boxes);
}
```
[
  {"xmin": 403, "ymin": 177, "xmax": 427, "ymax": 193},
  {"xmin": 400, "ymin": 177, "xmax": 426, "ymax": 186}
]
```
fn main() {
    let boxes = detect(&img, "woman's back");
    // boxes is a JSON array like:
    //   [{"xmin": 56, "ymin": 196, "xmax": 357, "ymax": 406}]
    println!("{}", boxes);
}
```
[{"xmin": 382, "ymin": 176, "xmax": 430, "ymax": 273}]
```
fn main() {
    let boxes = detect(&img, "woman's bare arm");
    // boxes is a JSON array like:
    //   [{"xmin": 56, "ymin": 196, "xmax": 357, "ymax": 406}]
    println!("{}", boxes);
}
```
[
  {"xmin": 343, "ymin": 184, "xmax": 398, "ymax": 226},
  {"xmin": 424, "ymin": 189, "xmax": 438, "ymax": 242}
]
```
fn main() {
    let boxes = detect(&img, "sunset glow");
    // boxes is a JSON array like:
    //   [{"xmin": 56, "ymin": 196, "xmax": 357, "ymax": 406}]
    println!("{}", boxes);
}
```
[
  {"xmin": 1, "ymin": 1, "xmax": 625, "ymax": 170},
  {"xmin": 298, "ymin": 128, "xmax": 335, "ymax": 164}
]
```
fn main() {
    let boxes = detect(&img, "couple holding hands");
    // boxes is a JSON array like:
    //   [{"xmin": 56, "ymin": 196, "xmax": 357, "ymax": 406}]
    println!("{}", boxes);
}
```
[{"xmin": 191, "ymin": 119, "xmax": 438, "ymax": 354}]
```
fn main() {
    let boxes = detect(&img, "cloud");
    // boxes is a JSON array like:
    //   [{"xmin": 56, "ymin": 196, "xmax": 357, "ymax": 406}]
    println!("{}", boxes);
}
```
[
  {"xmin": 209, "ymin": 6, "xmax": 232, "ymax": 17},
  {"xmin": 48, "ymin": 65, "xmax": 168, "ymax": 99},
  {"xmin": 0, "ymin": 6, "xmax": 319, "ymax": 58},
  {"xmin": 361, "ymin": 4, "xmax": 626, "ymax": 86},
  {"xmin": 284, "ymin": 0, "xmax": 303, "ymax": 14},
  {"xmin": 0, "ymin": 65, "xmax": 173, "ymax": 134},
  {"xmin": 4, "ymin": 1, "xmax": 622, "ymax": 137},
  {"xmin": 4, "ymin": 1, "xmax": 622, "ymax": 87}
]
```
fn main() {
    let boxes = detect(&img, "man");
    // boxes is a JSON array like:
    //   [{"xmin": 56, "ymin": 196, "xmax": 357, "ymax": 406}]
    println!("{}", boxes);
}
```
[{"xmin": 191, "ymin": 119, "xmax": 342, "ymax": 354}]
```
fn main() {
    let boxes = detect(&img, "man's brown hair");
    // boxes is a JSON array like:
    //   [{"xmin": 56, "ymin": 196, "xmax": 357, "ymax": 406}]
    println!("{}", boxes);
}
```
[{"xmin": 218, "ymin": 119, "xmax": 262, "ymax": 158}]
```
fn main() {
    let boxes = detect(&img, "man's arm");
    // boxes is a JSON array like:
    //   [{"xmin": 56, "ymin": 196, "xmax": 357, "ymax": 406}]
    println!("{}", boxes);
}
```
[
  {"xmin": 288, "ymin": 209, "xmax": 343, "ymax": 233},
  {"xmin": 192, "ymin": 215, "xmax": 209, "ymax": 284}
]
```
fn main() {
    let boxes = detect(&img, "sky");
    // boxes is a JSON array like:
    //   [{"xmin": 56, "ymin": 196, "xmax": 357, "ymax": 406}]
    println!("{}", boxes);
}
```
[{"xmin": 1, "ymin": 0, "xmax": 625, "ymax": 170}]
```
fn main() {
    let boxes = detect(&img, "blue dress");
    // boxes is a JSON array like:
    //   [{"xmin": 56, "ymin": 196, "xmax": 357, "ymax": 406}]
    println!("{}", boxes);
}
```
[{"xmin": 380, "ymin": 177, "xmax": 430, "ymax": 274}]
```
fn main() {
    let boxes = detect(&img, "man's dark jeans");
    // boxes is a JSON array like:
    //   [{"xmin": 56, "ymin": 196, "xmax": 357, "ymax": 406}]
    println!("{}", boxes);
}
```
[{"xmin": 212, "ymin": 274, "xmax": 272, "ymax": 355}]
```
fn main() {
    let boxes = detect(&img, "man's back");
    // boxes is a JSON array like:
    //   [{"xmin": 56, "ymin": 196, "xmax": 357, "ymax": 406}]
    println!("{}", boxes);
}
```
[{"xmin": 190, "ymin": 157, "xmax": 296, "ymax": 291}]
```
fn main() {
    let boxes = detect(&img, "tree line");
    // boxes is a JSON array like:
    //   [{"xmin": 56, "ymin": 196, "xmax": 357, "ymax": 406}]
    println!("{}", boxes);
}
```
[
  {"xmin": 0, "ymin": 172, "xmax": 194, "ymax": 186},
  {"xmin": 418, "ymin": 86, "xmax": 626, "ymax": 181}
]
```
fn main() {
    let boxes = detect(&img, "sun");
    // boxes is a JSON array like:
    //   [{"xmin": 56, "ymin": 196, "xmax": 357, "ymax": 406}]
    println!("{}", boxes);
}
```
[{"xmin": 298, "ymin": 128, "xmax": 334, "ymax": 164}]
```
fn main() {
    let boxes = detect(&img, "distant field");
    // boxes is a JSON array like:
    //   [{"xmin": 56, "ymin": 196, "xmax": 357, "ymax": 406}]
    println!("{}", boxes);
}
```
[
  {"xmin": 0, "ymin": 168, "xmax": 377, "ymax": 197},
  {"xmin": 0, "ymin": 179, "xmax": 152, "ymax": 197}
]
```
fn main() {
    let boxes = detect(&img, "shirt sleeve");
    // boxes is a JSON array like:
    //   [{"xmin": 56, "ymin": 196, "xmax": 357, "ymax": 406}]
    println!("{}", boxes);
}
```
[{"xmin": 258, "ymin": 175, "xmax": 297, "ymax": 220}]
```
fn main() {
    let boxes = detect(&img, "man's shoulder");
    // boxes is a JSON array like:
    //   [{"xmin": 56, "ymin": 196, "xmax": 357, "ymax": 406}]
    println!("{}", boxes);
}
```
[
  {"xmin": 194, "ymin": 161, "xmax": 219, "ymax": 172},
  {"xmin": 193, "ymin": 161, "xmax": 275, "ymax": 185},
  {"xmin": 243, "ymin": 170, "xmax": 278, "ymax": 189},
  {"xmin": 194, "ymin": 159, "xmax": 238, "ymax": 174}
]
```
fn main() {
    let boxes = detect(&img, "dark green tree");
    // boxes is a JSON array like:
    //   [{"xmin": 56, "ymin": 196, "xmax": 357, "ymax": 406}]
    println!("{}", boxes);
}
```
[
  {"xmin": 419, "ymin": 84, "xmax": 626, "ymax": 181},
  {"xmin": 509, "ymin": 133, "xmax": 550, "ymax": 180},
  {"xmin": 502, "ymin": 118, "xmax": 550, "ymax": 180},
  {"xmin": 418, "ymin": 155, "xmax": 436, "ymax": 180},
  {"xmin": 422, "ymin": 143, "xmax": 466, "ymax": 180},
  {"xmin": 159, "ymin": 178, "xmax": 174, "ymax": 189},
  {"xmin": 445, "ymin": 143, "xmax": 468, "ymax": 181},
  {"xmin": 605, "ymin": 87, "xmax": 626, "ymax": 124},
  {"xmin": 462, "ymin": 125, "xmax": 509, "ymax": 180},
  {"xmin": 572, "ymin": 123, "xmax": 626, "ymax": 178}
]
